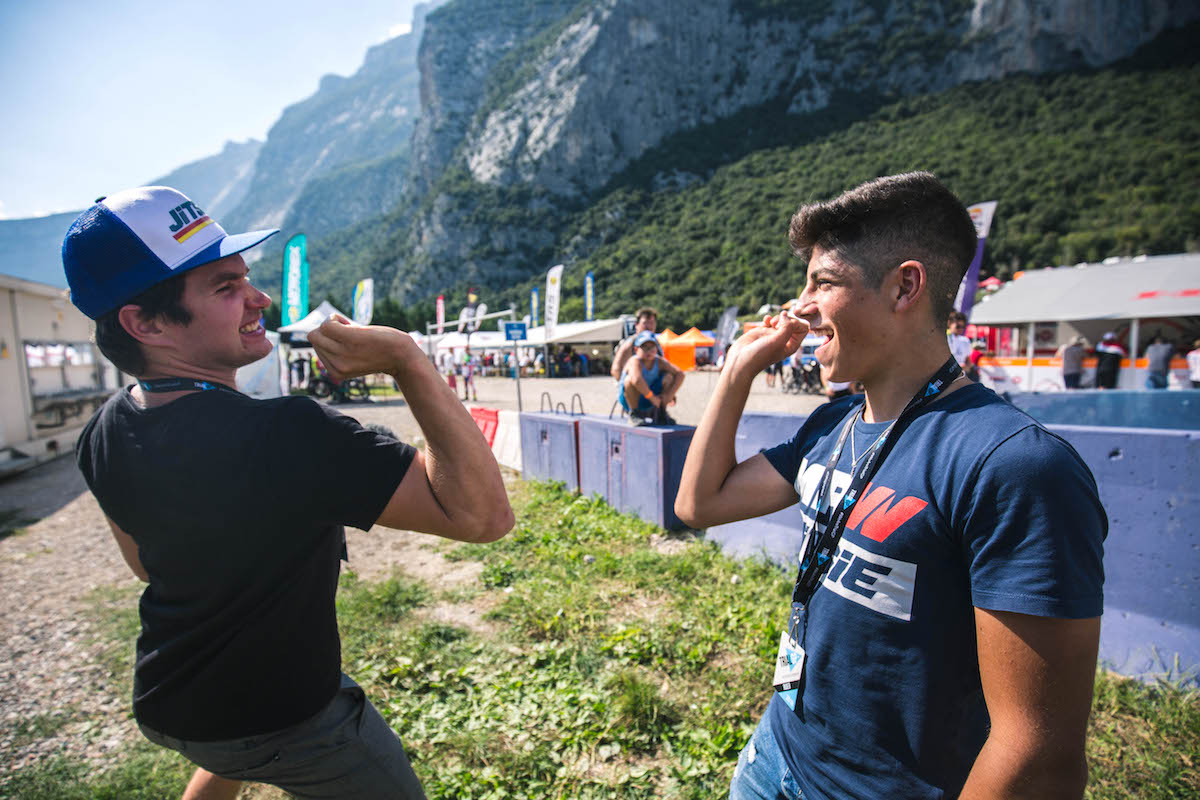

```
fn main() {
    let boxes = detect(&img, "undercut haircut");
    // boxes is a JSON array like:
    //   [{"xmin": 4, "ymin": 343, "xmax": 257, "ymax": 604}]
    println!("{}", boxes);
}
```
[
  {"xmin": 788, "ymin": 172, "xmax": 977, "ymax": 324},
  {"xmin": 93, "ymin": 273, "xmax": 192, "ymax": 377}
]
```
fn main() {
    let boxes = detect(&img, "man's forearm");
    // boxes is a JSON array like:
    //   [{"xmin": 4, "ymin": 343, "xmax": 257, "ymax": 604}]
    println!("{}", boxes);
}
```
[
  {"xmin": 960, "ymin": 735, "xmax": 1087, "ymax": 800},
  {"xmin": 391, "ymin": 352, "xmax": 509, "ymax": 538}
]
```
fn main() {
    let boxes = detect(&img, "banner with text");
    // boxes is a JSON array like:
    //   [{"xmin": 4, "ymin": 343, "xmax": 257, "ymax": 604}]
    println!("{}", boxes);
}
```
[
  {"xmin": 531, "ymin": 287, "xmax": 540, "ymax": 328},
  {"xmin": 545, "ymin": 265, "xmax": 564, "ymax": 341},
  {"xmin": 585, "ymin": 271, "xmax": 595, "ymax": 322},
  {"xmin": 351, "ymin": 278, "xmax": 374, "ymax": 326},
  {"xmin": 281, "ymin": 234, "xmax": 309, "ymax": 327},
  {"xmin": 955, "ymin": 201, "xmax": 998, "ymax": 319}
]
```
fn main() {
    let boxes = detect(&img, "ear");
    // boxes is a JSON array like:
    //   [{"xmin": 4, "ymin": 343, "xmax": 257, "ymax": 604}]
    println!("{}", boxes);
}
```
[
  {"xmin": 117, "ymin": 304, "xmax": 166, "ymax": 347},
  {"xmin": 891, "ymin": 260, "xmax": 928, "ymax": 314}
]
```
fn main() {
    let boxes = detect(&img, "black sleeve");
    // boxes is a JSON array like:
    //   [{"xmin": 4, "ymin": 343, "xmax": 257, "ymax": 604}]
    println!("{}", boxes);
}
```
[{"xmin": 268, "ymin": 398, "xmax": 417, "ymax": 531}]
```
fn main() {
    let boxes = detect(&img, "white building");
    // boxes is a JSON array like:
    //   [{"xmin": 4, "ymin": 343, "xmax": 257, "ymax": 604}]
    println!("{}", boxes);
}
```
[{"xmin": 0, "ymin": 273, "xmax": 121, "ymax": 476}]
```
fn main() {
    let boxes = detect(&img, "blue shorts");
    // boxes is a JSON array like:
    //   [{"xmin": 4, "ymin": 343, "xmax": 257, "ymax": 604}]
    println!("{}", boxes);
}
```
[
  {"xmin": 138, "ymin": 673, "xmax": 425, "ymax": 799},
  {"xmin": 618, "ymin": 373, "xmax": 664, "ymax": 414}
]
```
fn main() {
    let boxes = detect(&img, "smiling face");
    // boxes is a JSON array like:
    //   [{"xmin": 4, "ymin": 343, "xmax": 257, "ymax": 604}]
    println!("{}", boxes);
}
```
[
  {"xmin": 794, "ymin": 246, "xmax": 895, "ymax": 385},
  {"xmin": 157, "ymin": 254, "xmax": 272, "ymax": 377}
]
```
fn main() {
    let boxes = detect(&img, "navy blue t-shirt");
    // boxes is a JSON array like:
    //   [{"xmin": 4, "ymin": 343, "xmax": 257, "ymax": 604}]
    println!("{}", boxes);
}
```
[{"xmin": 761, "ymin": 384, "xmax": 1106, "ymax": 799}]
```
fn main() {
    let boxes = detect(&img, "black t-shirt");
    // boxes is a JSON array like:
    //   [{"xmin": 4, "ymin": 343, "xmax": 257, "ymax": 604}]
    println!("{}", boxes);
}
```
[{"xmin": 77, "ymin": 388, "xmax": 415, "ymax": 741}]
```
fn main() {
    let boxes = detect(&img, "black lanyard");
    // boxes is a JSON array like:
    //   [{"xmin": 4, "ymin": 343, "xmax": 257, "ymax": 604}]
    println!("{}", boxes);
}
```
[
  {"xmin": 788, "ymin": 356, "xmax": 962, "ymax": 637},
  {"xmin": 137, "ymin": 377, "xmax": 242, "ymax": 396}
]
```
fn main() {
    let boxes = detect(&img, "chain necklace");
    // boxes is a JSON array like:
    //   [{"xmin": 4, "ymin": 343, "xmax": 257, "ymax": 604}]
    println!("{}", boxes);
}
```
[
  {"xmin": 849, "ymin": 375, "xmax": 968, "ymax": 469},
  {"xmin": 849, "ymin": 408, "xmax": 883, "ymax": 470}
]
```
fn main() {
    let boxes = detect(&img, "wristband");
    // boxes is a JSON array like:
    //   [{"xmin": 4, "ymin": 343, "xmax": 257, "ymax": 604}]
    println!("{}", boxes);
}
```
[{"xmin": 643, "ymin": 390, "xmax": 654, "ymax": 400}]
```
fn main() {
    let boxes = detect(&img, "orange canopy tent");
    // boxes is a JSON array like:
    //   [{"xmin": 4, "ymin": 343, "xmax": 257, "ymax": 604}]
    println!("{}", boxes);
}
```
[
  {"xmin": 658, "ymin": 327, "xmax": 716, "ymax": 371},
  {"xmin": 674, "ymin": 327, "xmax": 715, "ymax": 346}
]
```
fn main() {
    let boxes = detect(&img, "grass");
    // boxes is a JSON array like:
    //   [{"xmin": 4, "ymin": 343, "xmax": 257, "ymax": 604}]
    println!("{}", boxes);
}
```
[{"xmin": 3, "ymin": 480, "xmax": 1197, "ymax": 798}]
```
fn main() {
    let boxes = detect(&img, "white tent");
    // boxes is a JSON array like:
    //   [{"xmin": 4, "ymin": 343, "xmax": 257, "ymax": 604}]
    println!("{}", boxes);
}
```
[
  {"xmin": 971, "ymin": 253, "xmax": 1200, "ymax": 324},
  {"xmin": 521, "ymin": 318, "xmax": 626, "ymax": 346},
  {"xmin": 278, "ymin": 301, "xmax": 347, "ymax": 339},
  {"xmin": 236, "ymin": 331, "xmax": 288, "ymax": 398}
]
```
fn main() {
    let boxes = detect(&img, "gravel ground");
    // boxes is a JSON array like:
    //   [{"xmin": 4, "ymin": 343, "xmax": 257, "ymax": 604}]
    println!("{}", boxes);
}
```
[{"xmin": 0, "ymin": 371, "xmax": 824, "ymax": 784}]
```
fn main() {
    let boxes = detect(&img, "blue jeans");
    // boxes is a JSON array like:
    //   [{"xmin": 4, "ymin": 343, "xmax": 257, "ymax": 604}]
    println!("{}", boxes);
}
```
[
  {"xmin": 729, "ymin": 712, "xmax": 805, "ymax": 800},
  {"xmin": 1146, "ymin": 373, "xmax": 1168, "ymax": 389},
  {"xmin": 139, "ymin": 674, "xmax": 425, "ymax": 799}
]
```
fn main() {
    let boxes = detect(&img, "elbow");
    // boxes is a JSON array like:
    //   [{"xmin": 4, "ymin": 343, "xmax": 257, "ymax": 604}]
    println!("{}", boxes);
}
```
[
  {"xmin": 674, "ymin": 495, "xmax": 701, "ymax": 530},
  {"xmin": 470, "ymin": 503, "xmax": 515, "ymax": 543}
]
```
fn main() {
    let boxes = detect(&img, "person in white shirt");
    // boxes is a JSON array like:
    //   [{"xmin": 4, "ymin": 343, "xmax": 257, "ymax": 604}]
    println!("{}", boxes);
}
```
[
  {"xmin": 946, "ymin": 311, "xmax": 972, "ymax": 370},
  {"xmin": 1187, "ymin": 339, "xmax": 1200, "ymax": 389}
]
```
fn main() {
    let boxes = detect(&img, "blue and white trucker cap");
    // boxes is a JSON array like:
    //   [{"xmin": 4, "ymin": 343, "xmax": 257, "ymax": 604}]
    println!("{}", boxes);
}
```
[{"xmin": 62, "ymin": 186, "xmax": 278, "ymax": 319}]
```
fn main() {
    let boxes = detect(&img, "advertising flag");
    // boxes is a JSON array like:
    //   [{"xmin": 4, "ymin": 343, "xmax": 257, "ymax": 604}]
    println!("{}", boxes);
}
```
[
  {"xmin": 714, "ymin": 305, "xmax": 740, "ymax": 357},
  {"xmin": 351, "ymin": 278, "xmax": 374, "ymax": 326},
  {"xmin": 584, "ymin": 271, "xmax": 595, "ymax": 322},
  {"xmin": 545, "ymin": 264, "xmax": 564, "ymax": 341},
  {"xmin": 531, "ymin": 288, "xmax": 539, "ymax": 328},
  {"xmin": 955, "ymin": 201, "xmax": 998, "ymax": 318},
  {"xmin": 281, "ymin": 234, "xmax": 309, "ymax": 327},
  {"xmin": 436, "ymin": 295, "xmax": 445, "ymax": 334}
]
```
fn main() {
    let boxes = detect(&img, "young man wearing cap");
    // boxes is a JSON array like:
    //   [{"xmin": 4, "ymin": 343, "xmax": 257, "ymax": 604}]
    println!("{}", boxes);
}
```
[
  {"xmin": 610, "ymin": 306, "xmax": 662, "ymax": 379},
  {"xmin": 64, "ymin": 186, "xmax": 513, "ymax": 800},
  {"xmin": 676, "ymin": 173, "xmax": 1105, "ymax": 800},
  {"xmin": 620, "ymin": 330, "xmax": 685, "ymax": 425}
]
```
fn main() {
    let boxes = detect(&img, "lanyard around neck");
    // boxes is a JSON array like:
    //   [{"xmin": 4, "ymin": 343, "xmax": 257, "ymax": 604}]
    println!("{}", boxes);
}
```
[
  {"xmin": 137, "ymin": 377, "xmax": 241, "ymax": 396},
  {"xmin": 790, "ymin": 356, "xmax": 962, "ymax": 614}
]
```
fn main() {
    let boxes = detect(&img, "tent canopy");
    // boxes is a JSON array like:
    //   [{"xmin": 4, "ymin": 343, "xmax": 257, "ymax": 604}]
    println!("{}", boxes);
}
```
[
  {"xmin": 970, "ymin": 253, "xmax": 1200, "ymax": 325},
  {"xmin": 675, "ymin": 327, "xmax": 715, "ymax": 346},
  {"xmin": 520, "ymin": 318, "xmax": 626, "ymax": 346},
  {"xmin": 278, "ymin": 301, "xmax": 346, "ymax": 334}
]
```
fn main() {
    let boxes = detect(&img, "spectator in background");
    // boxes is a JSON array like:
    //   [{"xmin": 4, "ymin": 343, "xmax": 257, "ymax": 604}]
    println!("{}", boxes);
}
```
[
  {"xmin": 1188, "ymin": 339, "xmax": 1200, "ymax": 389},
  {"xmin": 1056, "ymin": 336, "xmax": 1088, "ymax": 389},
  {"xmin": 947, "ymin": 310, "xmax": 972, "ymax": 372},
  {"xmin": 965, "ymin": 339, "xmax": 987, "ymax": 382},
  {"xmin": 1095, "ymin": 332, "xmax": 1126, "ymax": 390},
  {"xmin": 620, "ymin": 331, "xmax": 684, "ymax": 426},
  {"xmin": 461, "ymin": 347, "xmax": 479, "ymax": 402},
  {"xmin": 1143, "ymin": 334, "xmax": 1175, "ymax": 390},
  {"xmin": 611, "ymin": 307, "xmax": 662, "ymax": 379}
]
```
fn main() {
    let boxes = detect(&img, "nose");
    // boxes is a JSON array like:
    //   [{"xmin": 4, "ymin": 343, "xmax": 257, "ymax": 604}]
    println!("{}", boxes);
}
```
[
  {"xmin": 795, "ymin": 286, "xmax": 818, "ymax": 321},
  {"xmin": 247, "ymin": 283, "xmax": 271, "ymax": 310}
]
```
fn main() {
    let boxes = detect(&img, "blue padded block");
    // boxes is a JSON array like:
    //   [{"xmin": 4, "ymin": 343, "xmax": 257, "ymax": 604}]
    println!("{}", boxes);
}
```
[
  {"xmin": 519, "ymin": 412, "xmax": 587, "ymax": 491},
  {"xmin": 1006, "ymin": 389, "xmax": 1200, "ymax": 430},
  {"xmin": 577, "ymin": 416, "xmax": 695, "ymax": 530}
]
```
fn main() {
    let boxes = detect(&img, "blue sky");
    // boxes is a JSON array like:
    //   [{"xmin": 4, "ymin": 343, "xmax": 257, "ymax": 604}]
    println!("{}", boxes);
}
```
[{"xmin": 0, "ymin": 0, "xmax": 418, "ymax": 219}]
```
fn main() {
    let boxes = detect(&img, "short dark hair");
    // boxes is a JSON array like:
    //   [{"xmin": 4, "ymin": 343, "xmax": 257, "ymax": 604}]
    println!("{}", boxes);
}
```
[
  {"xmin": 636, "ymin": 307, "xmax": 658, "ymax": 322},
  {"xmin": 93, "ymin": 273, "xmax": 192, "ymax": 377},
  {"xmin": 789, "ymin": 172, "xmax": 977, "ymax": 324}
]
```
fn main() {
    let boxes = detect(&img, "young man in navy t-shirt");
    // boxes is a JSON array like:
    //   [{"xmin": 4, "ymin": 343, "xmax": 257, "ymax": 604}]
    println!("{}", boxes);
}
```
[{"xmin": 676, "ymin": 172, "xmax": 1106, "ymax": 799}]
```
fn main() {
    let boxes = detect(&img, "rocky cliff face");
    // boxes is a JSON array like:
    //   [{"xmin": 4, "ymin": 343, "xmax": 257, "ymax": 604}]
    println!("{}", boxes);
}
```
[
  {"xmin": 226, "ymin": 3, "xmax": 440, "ymax": 232},
  {"xmin": 387, "ymin": 0, "xmax": 1197, "ymax": 302}
]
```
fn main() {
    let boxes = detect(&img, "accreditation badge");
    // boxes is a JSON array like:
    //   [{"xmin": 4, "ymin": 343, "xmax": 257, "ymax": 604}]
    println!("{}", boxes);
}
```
[{"xmin": 772, "ymin": 632, "xmax": 806, "ymax": 711}]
